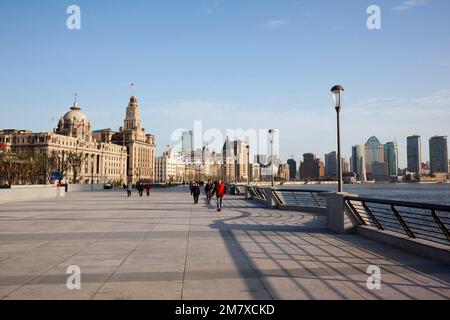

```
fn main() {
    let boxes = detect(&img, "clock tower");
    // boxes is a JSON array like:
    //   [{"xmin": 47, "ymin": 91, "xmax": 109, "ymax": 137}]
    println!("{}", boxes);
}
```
[{"xmin": 124, "ymin": 96, "xmax": 142, "ymax": 131}]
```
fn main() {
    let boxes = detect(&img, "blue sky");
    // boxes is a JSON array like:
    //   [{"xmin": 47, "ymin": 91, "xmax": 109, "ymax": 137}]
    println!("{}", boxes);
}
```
[{"xmin": 1, "ymin": 0, "xmax": 449, "ymax": 167}]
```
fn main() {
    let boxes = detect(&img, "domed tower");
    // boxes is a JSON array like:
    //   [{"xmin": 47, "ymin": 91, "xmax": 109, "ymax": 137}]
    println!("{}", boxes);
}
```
[{"xmin": 56, "ymin": 95, "xmax": 92, "ymax": 141}]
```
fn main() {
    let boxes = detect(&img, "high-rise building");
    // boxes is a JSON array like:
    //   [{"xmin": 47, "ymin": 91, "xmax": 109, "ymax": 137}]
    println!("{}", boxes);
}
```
[
  {"xmin": 287, "ymin": 158, "xmax": 297, "ymax": 180},
  {"xmin": 325, "ymin": 151, "xmax": 337, "ymax": 178},
  {"xmin": 112, "ymin": 96, "xmax": 156, "ymax": 183},
  {"xmin": 222, "ymin": 137, "xmax": 235, "ymax": 182},
  {"xmin": 351, "ymin": 145, "xmax": 365, "ymax": 178},
  {"xmin": 364, "ymin": 136, "xmax": 384, "ymax": 175},
  {"xmin": 182, "ymin": 130, "xmax": 194, "ymax": 153},
  {"xmin": 249, "ymin": 163, "xmax": 260, "ymax": 182},
  {"xmin": 342, "ymin": 157, "xmax": 350, "ymax": 173},
  {"xmin": 372, "ymin": 161, "xmax": 389, "ymax": 181},
  {"xmin": 299, "ymin": 153, "xmax": 324, "ymax": 180},
  {"xmin": 233, "ymin": 140, "xmax": 249, "ymax": 182},
  {"xmin": 429, "ymin": 136, "xmax": 449, "ymax": 174},
  {"xmin": 407, "ymin": 135, "xmax": 422, "ymax": 175},
  {"xmin": 384, "ymin": 142, "xmax": 398, "ymax": 176}
]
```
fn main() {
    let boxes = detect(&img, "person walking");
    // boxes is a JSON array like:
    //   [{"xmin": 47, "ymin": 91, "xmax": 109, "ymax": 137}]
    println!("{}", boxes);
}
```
[
  {"xmin": 204, "ymin": 179, "xmax": 213, "ymax": 204},
  {"xmin": 137, "ymin": 182, "xmax": 143, "ymax": 197},
  {"xmin": 145, "ymin": 183, "xmax": 152, "ymax": 197},
  {"xmin": 192, "ymin": 182, "xmax": 200, "ymax": 204},
  {"xmin": 127, "ymin": 181, "xmax": 132, "ymax": 197},
  {"xmin": 214, "ymin": 179, "xmax": 225, "ymax": 212}
]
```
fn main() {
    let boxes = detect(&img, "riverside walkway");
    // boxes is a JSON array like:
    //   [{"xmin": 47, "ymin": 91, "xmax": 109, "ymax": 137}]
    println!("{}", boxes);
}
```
[{"xmin": 0, "ymin": 187, "xmax": 449, "ymax": 300}]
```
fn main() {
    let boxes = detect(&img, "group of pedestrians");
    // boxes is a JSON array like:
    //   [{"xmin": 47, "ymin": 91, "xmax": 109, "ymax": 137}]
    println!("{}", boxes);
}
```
[
  {"xmin": 126, "ymin": 181, "xmax": 152, "ymax": 197},
  {"xmin": 190, "ymin": 179, "xmax": 226, "ymax": 212}
]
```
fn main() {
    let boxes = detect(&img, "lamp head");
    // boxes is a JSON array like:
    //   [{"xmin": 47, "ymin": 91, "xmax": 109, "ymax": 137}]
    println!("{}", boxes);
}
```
[{"xmin": 331, "ymin": 85, "xmax": 344, "ymax": 111}]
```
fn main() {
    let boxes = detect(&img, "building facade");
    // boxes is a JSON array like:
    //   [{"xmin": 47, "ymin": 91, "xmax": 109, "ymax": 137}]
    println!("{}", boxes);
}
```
[
  {"xmin": 299, "ymin": 153, "xmax": 324, "ymax": 180},
  {"xmin": 383, "ymin": 142, "xmax": 398, "ymax": 176},
  {"xmin": 287, "ymin": 158, "xmax": 297, "ymax": 180},
  {"xmin": 429, "ymin": 136, "xmax": 449, "ymax": 174},
  {"xmin": 325, "ymin": 151, "xmax": 337, "ymax": 178},
  {"xmin": 0, "ymin": 99, "xmax": 127, "ymax": 184},
  {"xmin": 407, "ymin": 135, "xmax": 422, "ymax": 176},
  {"xmin": 112, "ymin": 96, "xmax": 156, "ymax": 183}
]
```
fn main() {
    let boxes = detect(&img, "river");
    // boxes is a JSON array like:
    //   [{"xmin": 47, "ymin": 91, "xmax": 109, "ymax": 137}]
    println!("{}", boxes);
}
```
[{"xmin": 281, "ymin": 183, "xmax": 450, "ymax": 206}]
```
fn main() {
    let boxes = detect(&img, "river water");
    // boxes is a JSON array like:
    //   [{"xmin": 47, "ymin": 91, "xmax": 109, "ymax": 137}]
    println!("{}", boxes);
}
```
[{"xmin": 282, "ymin": 183, "xmax": 450, "ymax": 206}]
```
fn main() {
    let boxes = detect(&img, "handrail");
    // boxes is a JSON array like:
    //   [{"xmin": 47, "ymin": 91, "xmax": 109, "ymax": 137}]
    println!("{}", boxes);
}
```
[
  {"xmin": 345, "ymin": 195, "xmax": 450, "ymax": 212},
  {"xmin": 345, "ymin": 195, "xmax": 450, "ymax": 246},
  {"xmin": 247, "ymin": 186, "xmax": 329, "ymax": 210}
]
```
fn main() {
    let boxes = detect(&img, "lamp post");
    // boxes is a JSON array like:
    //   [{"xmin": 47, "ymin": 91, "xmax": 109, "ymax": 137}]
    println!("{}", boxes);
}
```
[
  {"xmin": 268, "ymin": 129, "xmax": 274, "ymax": 188},
  {"xmin": 331, "ymin": 85, "xmax": 344, "ymax": 193},
  {"xmin": 246, "ymin": 145, "xmax": 250, "ymax": 186}
]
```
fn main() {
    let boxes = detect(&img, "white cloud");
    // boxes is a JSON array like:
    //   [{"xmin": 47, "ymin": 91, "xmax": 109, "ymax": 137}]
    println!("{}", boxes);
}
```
[
  {"xmin": 393, "ymin": 0, "xmax": 430, "ymax": 11},
  {"xmin": 266, "ymin": 19, "xmax": 290, "ymax": 29}
]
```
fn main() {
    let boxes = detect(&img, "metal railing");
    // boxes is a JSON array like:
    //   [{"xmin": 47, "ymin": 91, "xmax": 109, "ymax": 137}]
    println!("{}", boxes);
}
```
[
  {"xmin": 247, "ymin": 186, "xmax": 328, "ymax": 210},
  {"xmin": 272, "ymin": 188, "xmax": 328, "ymax": 209},
  {"xmin": 345, "ymin": 196, "xmax": 450, "ymax": 246},
  {"xmin": 247, "ymin": 186, "xmax": 268, "ymax": 201}
]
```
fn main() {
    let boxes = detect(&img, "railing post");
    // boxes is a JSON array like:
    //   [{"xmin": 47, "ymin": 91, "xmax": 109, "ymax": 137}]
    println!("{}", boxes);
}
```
[
  {"xmin": 264, "ymin": 187, "xmax": 273, "ymax": 208},
  {"xmin": 244, "ymin": 186, "xmax": 250, "ymax": 200},
  {"xmin": 326, "ymin": 192, "xmax": 358, "ymax": 234}
]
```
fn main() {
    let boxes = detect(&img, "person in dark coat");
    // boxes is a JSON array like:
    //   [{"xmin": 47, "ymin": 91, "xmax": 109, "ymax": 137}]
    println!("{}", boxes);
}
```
[
  {"xmin": 204, "ymin": 180, "xmax": 213, "ymax": 204},
  {"xmin": 192, "ymin": 182, "xmax": 201, "ymax": 204}
]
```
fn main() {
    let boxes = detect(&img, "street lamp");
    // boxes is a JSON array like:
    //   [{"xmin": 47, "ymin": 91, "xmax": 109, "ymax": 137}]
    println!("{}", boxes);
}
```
[
  {"xmin": 268, "ymin": 129, "xmax": 274, "ymax": 188},
  {"xmin": 331, "ymin": 85, "xmax": 344, "ymax": 193},
  {"xmin": 245, "ymin": 145, "xmax": 250, "ymax": 186}
]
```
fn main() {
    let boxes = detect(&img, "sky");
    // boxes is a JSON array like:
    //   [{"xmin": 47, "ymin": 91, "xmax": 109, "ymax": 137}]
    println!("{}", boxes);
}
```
[{"xmin": 1, "ymin": 0, "xmax": 449, "ymax": 167}]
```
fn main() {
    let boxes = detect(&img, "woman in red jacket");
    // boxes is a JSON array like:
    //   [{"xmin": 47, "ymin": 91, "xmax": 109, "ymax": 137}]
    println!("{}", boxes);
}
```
[{"xmin": 214, "ymin": 179, "xmax": 225, "ymax": 212}]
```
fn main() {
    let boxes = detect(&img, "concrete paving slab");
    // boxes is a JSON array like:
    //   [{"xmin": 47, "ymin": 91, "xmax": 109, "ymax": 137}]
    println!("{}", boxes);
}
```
[{"xmin": 0, "ymin": 188, "xmax": 449, "ymax": 300}]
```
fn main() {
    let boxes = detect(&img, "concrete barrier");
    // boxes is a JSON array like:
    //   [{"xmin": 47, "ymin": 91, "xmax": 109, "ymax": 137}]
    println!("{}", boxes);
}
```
[
  {"xmin": 66, "ymin": 183, "xmax": 104, "ymax": 192},
  {"xmin": 0, "ymin": 185, "xmax": 65, "ymax": 203},
  {"xmin": 357, "ymin": 226, "xmax": 450, "ymax": 265},
  {"xmin": 326, "ymin": 192, "xmax": 359, "ymax": 234}
]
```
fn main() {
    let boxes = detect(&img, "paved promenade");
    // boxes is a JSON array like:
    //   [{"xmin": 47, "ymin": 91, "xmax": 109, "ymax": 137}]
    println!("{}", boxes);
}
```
[{"xmin": 0, "ymin": 187, "xmax": 449, "ymax": 300}]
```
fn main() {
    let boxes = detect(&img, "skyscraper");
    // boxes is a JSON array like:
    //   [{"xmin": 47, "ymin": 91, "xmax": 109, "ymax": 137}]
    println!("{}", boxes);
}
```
[
  {"xmin": 233, "ymin": 140, "xmax": 249, "ymax": 182},
  {"xmin": 407, "ymin": 135, "xmax": 422, "ymax": 175},
  {"xmin": 182, "ymin": 130, "xmax": 194, "ymax": 153},
  {"xmin": 299, "ymin": 153, "xmax": 324, "ymax": 180},
  {"xmin": 384, "ymin": 142, "xmax": 398, "ymax": 176},
  {"xmin": 325, "ymin": 151, "xmax": 337, "ymax": 178},
  {"xmin": 287, "ymin": 158, "xmax": 297, "ymax": 180},
  {"xmin": 429, "ymin": 136, "xmax": 449, "ymax": 174},
  {"xmin": 365, "ymin": 136, "xmax": 384, "ymax": 175},
  {"xmin": 351, "ymin": 144, "xmax": 365, "ymax": 179}
]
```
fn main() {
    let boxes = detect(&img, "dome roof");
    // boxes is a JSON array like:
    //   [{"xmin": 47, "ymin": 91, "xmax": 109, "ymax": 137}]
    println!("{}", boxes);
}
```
[{"xmin": 63, "ymin": 101, "xmax": 88, "ymax": 122}]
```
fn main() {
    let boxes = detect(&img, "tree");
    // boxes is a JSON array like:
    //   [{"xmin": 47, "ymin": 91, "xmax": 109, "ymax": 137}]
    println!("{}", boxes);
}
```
[
  {"xmin": 48, "ymin": 150, "xmax": 70, "ymax": 184},
  {"xmin": 67, "ymin": 151, "xmax": 86, "ymax": 184}
]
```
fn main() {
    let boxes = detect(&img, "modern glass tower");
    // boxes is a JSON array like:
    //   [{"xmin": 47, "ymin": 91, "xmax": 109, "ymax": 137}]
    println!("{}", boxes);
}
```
[
  {"xmin": 429, "ymin": 136, "xmax": 449, "ymax": 174},
  {"xmin": 407, "ymin": 135, "xmax": 422, "ymax": 175},
  {"xmin": 384, "ymin": 142, "xmax": 399, "ymax": 176},
  {"xmin": 325, "ymin": 151, "xmax": 337, "ymax": 178}
]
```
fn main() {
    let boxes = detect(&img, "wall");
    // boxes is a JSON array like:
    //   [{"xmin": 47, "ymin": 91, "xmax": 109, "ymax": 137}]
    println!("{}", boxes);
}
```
[
  {"xmin": 66, "ymin": 183, "xmax": 104, "ymax": 192},
  {"xmin": 0, "ymin": 185, "xmax": 65, "ymax": 203}
]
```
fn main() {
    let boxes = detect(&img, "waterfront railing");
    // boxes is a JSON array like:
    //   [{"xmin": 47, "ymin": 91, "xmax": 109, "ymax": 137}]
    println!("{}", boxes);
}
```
[
  {"xmin": 244, "ymin": 185, "xmax": 450, "ymax": 246},
  {"xmin": 345, "ymin": 196, "xmax": 450, "ymax": 246}
]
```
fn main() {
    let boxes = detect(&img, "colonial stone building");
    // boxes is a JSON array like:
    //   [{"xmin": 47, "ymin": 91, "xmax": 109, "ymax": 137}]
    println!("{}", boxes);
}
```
[
  {"xmin": 110, "ymin": 96, "xmax": 156, "ymax": 183},
  {"xmin": 0, "ymin": 99, "xmax": 127, "ymax": 184}
]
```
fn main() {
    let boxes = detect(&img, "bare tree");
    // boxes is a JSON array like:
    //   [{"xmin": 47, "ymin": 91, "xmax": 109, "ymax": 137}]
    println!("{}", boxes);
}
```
[
  {"xmin": 68, "ymin": 151, "xmax": 86, "ymax": 184},
  {"xmin": 48, "ymin": 150, "xmax": 70, "ymax": 184}
]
